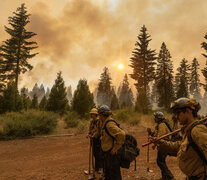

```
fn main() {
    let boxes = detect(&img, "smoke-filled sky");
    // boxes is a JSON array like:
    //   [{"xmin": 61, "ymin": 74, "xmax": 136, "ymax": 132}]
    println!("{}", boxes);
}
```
[{"xmin": 0, "ymin": 0, "xmax": 207, "ymax": 93}]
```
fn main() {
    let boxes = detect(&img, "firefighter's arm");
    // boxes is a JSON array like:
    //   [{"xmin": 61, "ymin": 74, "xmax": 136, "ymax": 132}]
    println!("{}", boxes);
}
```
[
  {"xmin": 107, "ymin": 122, "xmax": 125, "ymax": 154},
  {"xmin": 191, "ymin": 124, "xmax": 207, "ymax": 159},
  {"xmin": 158, "ymin": 139, "xmax": 181, "ymax": 154}
]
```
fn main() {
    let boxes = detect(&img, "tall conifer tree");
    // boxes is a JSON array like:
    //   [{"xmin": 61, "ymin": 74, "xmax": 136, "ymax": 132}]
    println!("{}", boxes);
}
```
[
  {"xmin": 119, "ymin": 74, "xmax": 133, "ymax": 108},
  {"xmin": 0, "ymin": 4, "xmax": 38, "ymax": 88},
  {"xmin": 156, "ymin": 42, "xmax": 174, "ymax": 110},
  {"xmin": 110, "ymin": 87, "xmax": 119, "ymax": 110},
  {"xmin": 97, "ymin": 67, "xmax": 112, "ymax": 107},
  {"xmin": 189, "ymin": 58, "xmax": 201, "ymax": 99},
  {"xmin": 129, "ymin": 25, "xmax": 156, "ymax": 113},
  {"xmin": 176, "ymin": 58, "xmax": 190, "ymax": 98},
  {"xmin": 47, "ymin": 72, "xmax": 68, "ymax": 114},
  {"xmin": 72, "ymin": 79, "xmax": 95, "ymax": 117}
]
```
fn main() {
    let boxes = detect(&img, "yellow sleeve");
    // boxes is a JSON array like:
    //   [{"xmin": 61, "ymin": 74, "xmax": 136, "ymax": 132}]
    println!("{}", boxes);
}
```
[
  {"xmin": 159, "ymin": 139, "xmax": 181, "ymax": 154},
  {"xmin": 106, "ymin": 122, "xmax": 125, "ymax": 150},
  {"xmin": 191, "ymin": 124, "xmax": 207, "ymax": 160},
  {"xmin": 157, "ymin": 123, "xmax": 171, "ymax": 137}
]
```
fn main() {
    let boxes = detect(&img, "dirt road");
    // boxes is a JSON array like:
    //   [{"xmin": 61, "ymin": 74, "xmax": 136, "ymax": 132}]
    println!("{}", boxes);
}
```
[{"xmin": 0, "ymin": 125, "xmax": 185, "ymax": 180}]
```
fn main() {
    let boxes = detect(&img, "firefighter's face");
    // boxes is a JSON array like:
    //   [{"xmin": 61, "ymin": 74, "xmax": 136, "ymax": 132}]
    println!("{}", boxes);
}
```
[
  {"xmin": 176, "ymin": 109, "xmax": 190, "ymax": 125},
  {"xmin": 90, "ymin": 114, "xmax": 97, "ymax": 120}
]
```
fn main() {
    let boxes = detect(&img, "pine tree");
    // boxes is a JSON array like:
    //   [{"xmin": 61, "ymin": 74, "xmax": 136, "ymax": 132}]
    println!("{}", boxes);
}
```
[
  {"xmin": 119, "ymin": 74, "xmax": 133, "ymax": 108},
  {"xmin": 201, "ymin": 32, "xmax": 207, "ymax": 58},
  {"xmin": 39, "ymin": 95, "xmax": 47, "ymax": 111},
  {"xmin": 110, "ymin": 88, "xmax": 119, "ymax": 110},
  {"xmin": 2, "ymin": 81, "xmax": 23, "ymax": 112},
  {"xmin": 31, "ymin": 94, "xmax": 38, "ymax": 109},
  {"xmin": 0, "ymin": 4, "xmax": 38, "ymax": 88},
  {"xmin": 47, "ymin": 72, "xmax": 68, "ymax": 114},
  {"xmin": 97, "ymin": 67, "xmax": 113, "ymax": 107},
  {"xmin": 72, "ymin": 79, "xmax": 95, "ymax": 117},
  {"xmin": 156, "ymin": 42, "xmax": 174, "ymax": 110},
  {"xmin": 129, "ymin": 25, "xmax": 156, "ymax": 113},
  {"xmin": 21, "ymin": 87, "xmax": 31, "ymax": 110},
  {"xmin": 189, "ymin": 58, "xmax": 201, "ymax": 99},
  {"xmin": 176, "ymin": 58, "xmax": 190, "ymax": 98}
]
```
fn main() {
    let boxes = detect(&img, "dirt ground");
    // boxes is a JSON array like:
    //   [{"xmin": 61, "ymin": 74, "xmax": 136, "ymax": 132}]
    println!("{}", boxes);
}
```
[{"xmin": 0, "ymin": 122, "xmax": 186, "ymax": 180}]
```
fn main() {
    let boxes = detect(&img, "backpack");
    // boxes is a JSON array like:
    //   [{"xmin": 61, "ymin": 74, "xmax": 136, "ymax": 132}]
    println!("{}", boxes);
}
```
[
  {"xmin": 103, "ymin": 120, "xmax": 140, "ymax": 169},
  {"xmin": 187, "ymin": 121, "xmax": 207, "ymax": 165}
]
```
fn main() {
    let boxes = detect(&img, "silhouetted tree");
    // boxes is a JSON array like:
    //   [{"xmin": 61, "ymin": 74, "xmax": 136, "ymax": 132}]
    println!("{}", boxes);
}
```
[
  {"xmin": 129, "ymin": 25, "xmax": 156, "ymax": 113},
  {"xmin": 119, "ymin": 74, "xmax": 133, "ymax": 108},
  {"xmin": 156, "ymin": 42, "xmax": 174, "ymax": 110},
  {"xmin": 39, "ymin": 95, "xmax": 47, "ymax": 111},
  {"xmin": 176, "ymin": 58, "xmax": 190, "ymax": 98},
  {"xmin": 21, "ymin": 87, "xmax": 31, "ymax": 110},
  {"xmin": 189, "ymin": 58, "xmax": 201, "ymax": 99},
  {"xmin": 97, "ymin": 67, "xmax": 113, "ymax": 107},
  {"xmin": 2, "ymin": 81, "xmax": 22, "ymax": 112},
  {"xmin": 72, "ymin": 79, "xmax": 95, "ymax": 118},
  {"xmin": 201, "ymin": 61, "xmax": 207, "ymax": 93},
  {"xmin": 31, "ymin": 94, "xmax": 38, "ymax": 109},
  {"xmin": 0, "ymin": 4, "xmax": 38, "ymax": 88},
  {"xmin": 47, "ymin": 72, "xmax": 68, "ymax": 115}
]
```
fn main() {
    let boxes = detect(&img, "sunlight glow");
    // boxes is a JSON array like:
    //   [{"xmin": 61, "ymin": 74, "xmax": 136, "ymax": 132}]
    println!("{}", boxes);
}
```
[{"xmin": 118, "ymin": 63, "xmax": 124, "ymax": 70}]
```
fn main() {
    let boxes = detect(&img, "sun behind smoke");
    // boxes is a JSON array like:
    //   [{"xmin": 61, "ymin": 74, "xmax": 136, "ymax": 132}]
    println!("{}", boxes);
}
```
[{"xmin": 118, "ymin": 63, "xmax": 124, "ymax": 70}]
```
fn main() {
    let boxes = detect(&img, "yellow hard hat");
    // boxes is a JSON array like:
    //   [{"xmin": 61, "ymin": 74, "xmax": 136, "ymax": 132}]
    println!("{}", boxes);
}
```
[{"xmin": 90, "ymin": 108, "xmax": 98, "ymax": 114}]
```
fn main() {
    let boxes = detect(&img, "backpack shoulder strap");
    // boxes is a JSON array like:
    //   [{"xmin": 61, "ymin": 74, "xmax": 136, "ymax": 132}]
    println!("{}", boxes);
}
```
[
  {"xmin": 162, "ymin": 120, "xmax": 173, "ymax": 132},
  {"xmin": 187, "ymin": 121, "xmax": 207, "ymax": 164},
  {"xmin": 103, "ymin": 119, "xmax": 120, "ymax": 139}
]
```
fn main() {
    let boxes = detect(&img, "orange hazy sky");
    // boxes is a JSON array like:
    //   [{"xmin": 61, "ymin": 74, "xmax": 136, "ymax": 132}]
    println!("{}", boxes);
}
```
[{"xmin": 0, "ymin": 0, "xmax": 206, "ymax": 92}]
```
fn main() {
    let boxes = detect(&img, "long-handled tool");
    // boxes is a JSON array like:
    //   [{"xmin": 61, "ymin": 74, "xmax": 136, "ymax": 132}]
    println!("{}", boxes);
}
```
[
  {"xmin": 147, "ymin": 134, "xmax": 150, "ymax": 172},
  {"xmin": 88, "ymin": 138, "xmax": 95, "ymax": 180}
]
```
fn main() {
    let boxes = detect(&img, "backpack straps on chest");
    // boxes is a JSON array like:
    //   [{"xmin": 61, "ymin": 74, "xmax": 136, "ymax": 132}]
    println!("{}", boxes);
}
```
[
  {"xmin": 187, "ymin": 121, "xmax": 207, "ymax": 165},
  {"xmin": 162, "ymin": 120, "xmax": 173, "ymax": 132}
]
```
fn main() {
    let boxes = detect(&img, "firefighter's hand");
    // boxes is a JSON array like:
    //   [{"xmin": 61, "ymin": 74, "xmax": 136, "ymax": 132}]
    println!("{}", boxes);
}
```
[
  {"xmin": 86, "ymin": 134, "xmax": 92, "ymax": 138},
  {"xmin": 110, "ymin": 147, "xmax": 118, "ymax": 155},
  {"xmin": 147, "ymin": 128, "xmax": 152, "ymax": 135},
  {"xmin": 152, "ymin": 145, "xmax": 156, "ymax": 150},
  {"xmin": 149, "ymin": 136, "xmax": 159, "ymax": 144}
]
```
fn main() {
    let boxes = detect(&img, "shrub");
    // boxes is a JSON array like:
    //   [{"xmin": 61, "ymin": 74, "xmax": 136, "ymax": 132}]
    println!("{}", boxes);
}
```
[
  {"xmin": 64, "ymin": 111, "xmax": 80, "ymax": 128},
  {"xmin": 113, "ymin": 109, "xmax": 131, "ymax": 122},
  {"xmin": 0, "ymin": 110, "xmax": 58, "ymax": 139}
]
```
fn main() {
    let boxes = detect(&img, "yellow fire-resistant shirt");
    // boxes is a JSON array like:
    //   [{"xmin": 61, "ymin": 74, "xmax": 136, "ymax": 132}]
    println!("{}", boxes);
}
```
[
  {"xmin": 101, "ymin": 116, "xmax": 125, "ymax": 152},
  {"xmin": 89, "ymin": 118, "xmax": 102, "ymax": 138},
  {"xmin": 159, "ymin": 120, "xmax": 207, "ymax": 177},
  {"xmin": 153, "ymin": 121, "xmax": 171, "ymax": 138}
]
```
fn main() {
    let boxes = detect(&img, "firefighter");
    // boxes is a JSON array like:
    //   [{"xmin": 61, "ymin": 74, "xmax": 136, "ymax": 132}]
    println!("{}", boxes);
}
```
[
  {"xmin": 87, "ymin": 108, "xmax": 102, "ymax": 176},
  {"xmin": 148, "ymin": 111, "xmax": 174, "ymax": 180},
  {"xmin": 98, "ymin": 105, "xmax": 125, "ymax": 180},
  {"xmin": 150, "ymin": 97, "xmax": 207, "ymax": 180}
]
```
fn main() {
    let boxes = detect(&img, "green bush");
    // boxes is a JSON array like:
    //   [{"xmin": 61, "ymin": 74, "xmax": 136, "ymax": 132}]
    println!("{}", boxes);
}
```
[
  {"xmin": 64, "ymin": 111, "xmax": 80, "ymax": 128},
  {"xmin": 113, "ymin": 109, "xmax": 131, "ymax": 122},
  {"xmin": 0, "ymin": 110, "xmax": 58, "ymax": 139}
]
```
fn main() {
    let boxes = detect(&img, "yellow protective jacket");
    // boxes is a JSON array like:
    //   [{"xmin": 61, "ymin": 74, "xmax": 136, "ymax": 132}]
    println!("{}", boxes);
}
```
[
  {"xmin": 159, "ymin": 120, "xmax": 207, "ymax": 177},
  {"xmin": 152, "ymin": 120, "xmax": 171, "ymax": 138},
  {"xmin": 101, "ymin": 116, "xmax": 125, "ymax": 152},
  {"xmin": 89, "ymin": 118, "xmax": 102, "ymax": 139}
]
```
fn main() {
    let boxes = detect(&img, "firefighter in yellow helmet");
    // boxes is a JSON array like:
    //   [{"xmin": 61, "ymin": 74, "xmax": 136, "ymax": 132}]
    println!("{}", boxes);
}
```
[
  {"xmin": 86, "ymin": 108, "xmax": 102, "ymax": 176},
  {"xmin": 150, "ymin": 97, "xmax": 207, "ymax": 180}
]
